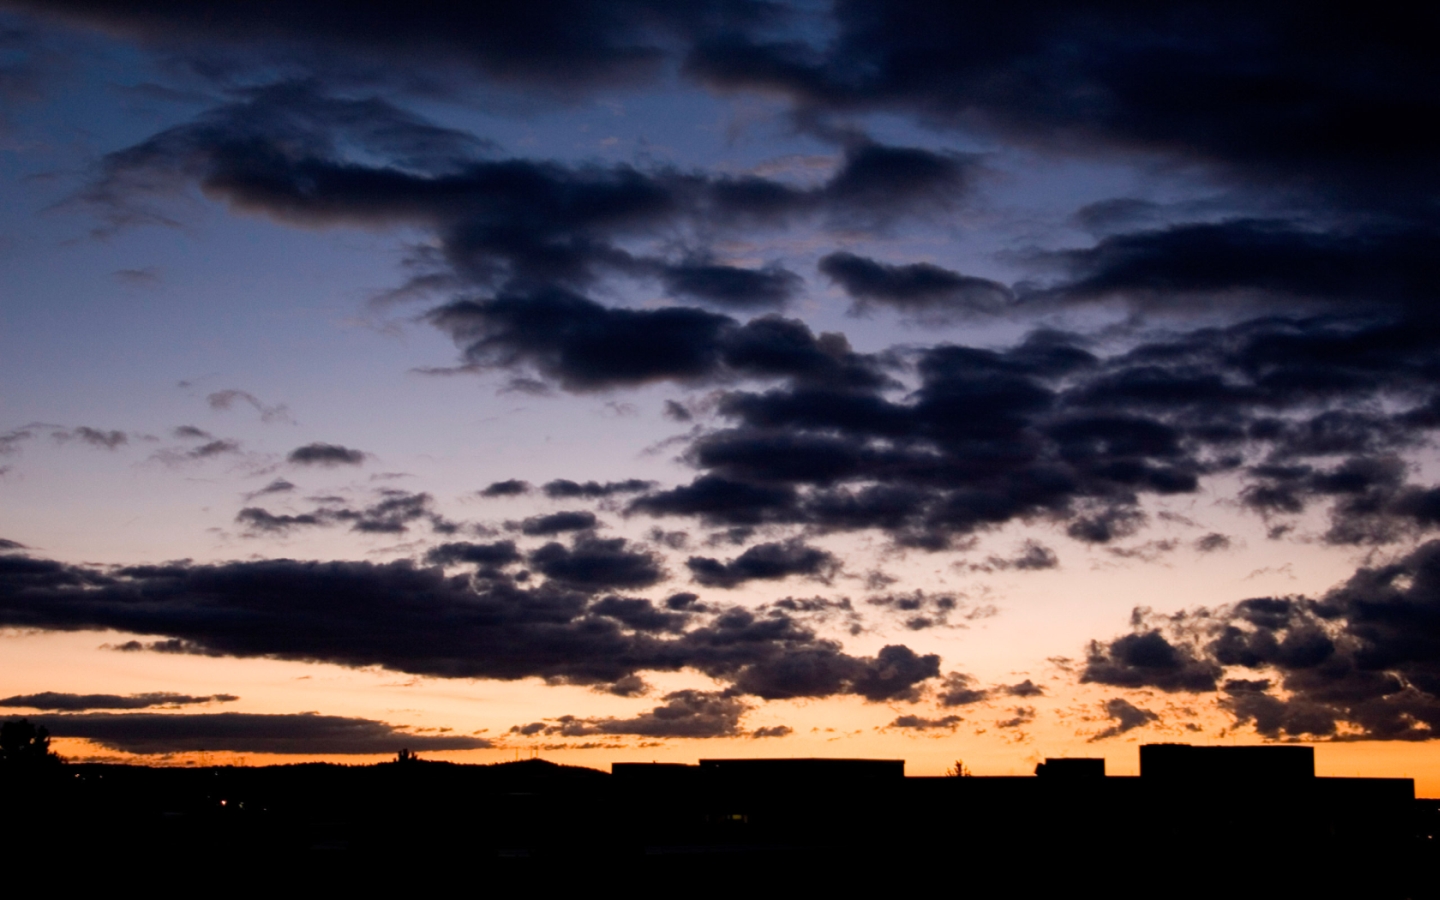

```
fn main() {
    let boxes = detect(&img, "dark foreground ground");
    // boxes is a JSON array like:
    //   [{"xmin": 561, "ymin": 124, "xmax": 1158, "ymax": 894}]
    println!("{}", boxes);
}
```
[{"xmin": 4, "ymin": 758, "xmax": 1438, "ymax": 896}]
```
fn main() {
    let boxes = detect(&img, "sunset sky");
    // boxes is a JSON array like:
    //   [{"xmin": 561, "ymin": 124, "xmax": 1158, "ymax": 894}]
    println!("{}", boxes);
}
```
[{"xmin": 3, "ymin": 2, "xmax": 1440, "ymax": 789}]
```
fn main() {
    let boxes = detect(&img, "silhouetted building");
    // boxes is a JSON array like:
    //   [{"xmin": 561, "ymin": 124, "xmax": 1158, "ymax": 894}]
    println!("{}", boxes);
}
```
[
  {"xmin": 1034, "ymin": 757, "xmax": 1105, "ymax": 778},
  {"xmin": 1140, "ymin": 742, "xmax": 1313, "ymax": 781},
  {"xmin": 6, "ymin": 744, "xmax": 1432, "ymax": 894},
  {"xmin": 699, "ymin": 757, "xmax": 904, "ymax": 782}
]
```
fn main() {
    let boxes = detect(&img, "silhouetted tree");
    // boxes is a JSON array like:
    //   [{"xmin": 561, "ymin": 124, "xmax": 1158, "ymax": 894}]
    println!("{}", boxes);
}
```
[
  {"xmin": 0, "ymin": 719, "xmax": 61, "ymax": 769},
  {"xmin": 395, "ymin": 748, "xmax": 418, "ymax": 764},
  {"xmin": 946, "ymin": 759, "xmax": 971, "ymax": 777}
]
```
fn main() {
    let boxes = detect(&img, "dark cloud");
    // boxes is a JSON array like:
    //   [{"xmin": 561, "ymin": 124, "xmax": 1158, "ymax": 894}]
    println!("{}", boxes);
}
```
[
  {"xmin": 1081, "ymin": 540, "xmax": 1440, "ymax": 740},
  {"xmin": 937, "ymin": 672, "xmax": 989, "ymax": 707},
  {"xmin": 542, "ymin": 478, "xmax": 654, "ymax": 499},
  {"xmin": 996, "ymin": 706, "xmax": 1035, "ymax": 729},
  {"xmin": 971, "ymin": 540, "xmax": 1059, "ymax": 572},
  {"xmin": 1003, "ymin": 679, "xmax": 1044, "ymax": 698},
  {"xmin": 288, "ymin": 442, "xmax": 365, "ymax": 467},
  {"xmin": 423, "ymin": 540, "xmax": 521, "ymax": 567},
  {"xmin": 480, "ymin": 479, "xmax": 532, "ymax": 497},
  {"xmin": 866, "ymin": 590, "xmax": 959, "ymax": 631},
  {"xmin": 590, "ymin": 596, "xmax": 688, "ymax": 633},
  {"xmin": 1081, "ymin": 629, "xmax": 1222, "ymax": 693},
  {"xmin": 429, "ymin": 291, "xmax": 889, "ymax": 392},
  {"xmin": 515, "ymin": 510, "xmax": 599, "ymax": 536},
  {"xmin": 661, "ymin": 262, "xmax": 802, "ymax": 310},
  {"xmin": 237, "ymin": 490, "xmax": 453, "ymax": 535},
  {"xmin": 526, "ymin": 690, "xmax": 748, "ymax": 739},
  {"xmin": 0, "ymin": 539, "xmax": 25, "ymax": 550},
  {"xmin": 0, "ymin": 691, "xmax": 238, "ymax": 711},
  {"xmin": 82, "ymin": 80, "xmax": 969, "ymax": 315},
  {"xmin": 1034, "ymin": 220, "xmax": 1440, "ymax": 319},
  {"xmin": 173, "ymin": 426, "xmax": 212, "ymax": 440},
  {"xmin": 819, "ymin": 142, "xmax": 976, "ymax": 224},
  {"xmin": 40, "ymin": 711, "xmax": 491, "ymax": 755},
  {"xmin": 889, "ymin": 714, "xmax": 961, "ymax": 730},
  {"xmin": 0, "ymin": 551, "xmax": 939, "ymax": 702},
  {"xmin": 750, "ymin": 724, "xmax": 791, "ymax": 738},
  {"xmin": 1091, "ymin": 698, "xmax": 1160, "ymax": 741},
  {"xmin": 820, "ymin": 251, "xmax": 1014, "ymax": 319},
  {"xmin": 1195, "ymin": 533, "xmax": 1232, "ymax": 553},
  {"xmin": 624, "ymin": 313, "xmax": 1440, "ymax": 552},
  {"xmin": 235, "ymin": 507, "xmax": 326, "ymax": 533},
  {"xmin": 187, "ymin": 439, "xmax": 241, "ymax": 459},
  {"xmin": 686, "ymin": 5, "xmax": 1440, "ymax": 204},
  {"xmin": 686, "ymin": 539, "xmax": 838, "ymax": 588},
  {"xmin": 206, "ymin": 389, "xmax": 291, "ymax": 423},
  {"xmin": 12, "ymin": 0, "xmax": 777, "ymax": 96},
  {"xmin": 527, "ymin": 535, "xmax": 663, "ymax": 589},
  {"xmin": 843, "ymin": 644, "xmax": 939, "ymax": 702},
  {"xmin": 56, "ymin": 427, "xmax": 127, "ymax": 450}
]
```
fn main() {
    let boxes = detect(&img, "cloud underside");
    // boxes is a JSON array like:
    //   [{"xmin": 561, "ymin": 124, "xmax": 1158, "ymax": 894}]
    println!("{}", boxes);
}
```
[
  {"xmin": 39, "ymin": 711, "xmax": 491, "ymax": 755},
  {"xmin": 0, "ymin": 691, "xmax": 238, "ymax": 711},
  {"xmin": 0, "ymin": 553, "xmax": 937, "ymax": 703},
  {"xmin": 9, "ymin": 1, "xmax": 1440, "ymax": 746},
  {"xmin": 33, "ymin": 3, "xmax": 1440, "ymax": 559},
  {"xmin": 1083, "ymin": 539, "xmax": 1440, "ymax": 741}
]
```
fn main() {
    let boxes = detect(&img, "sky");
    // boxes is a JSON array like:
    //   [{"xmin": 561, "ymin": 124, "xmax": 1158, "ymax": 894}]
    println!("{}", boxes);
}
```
[{"xmin": 3, "ymin": 1, "xmax": 1440, "ymax": 787}]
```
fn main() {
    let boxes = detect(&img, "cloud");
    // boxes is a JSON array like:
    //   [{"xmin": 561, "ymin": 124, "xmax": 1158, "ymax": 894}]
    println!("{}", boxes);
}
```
[
  {"xmin": 661, "ymin": 262, "xmax": 802, "ymax": 310},
  {"xmin": 1033, "ymin": 220, "xmax": 1440, "ymax": 319},
  {"xmin": 970, "ymin": 540, "xmax": 1059, "ymax": 572},
  {"xmin": 112, "ymin": 266, "xmax": 161, "ymax": 287},
  {"xmin": 206, "ymin": 389, "xmax": 291, "ymax": 423},
  {"xmin": 528, "ymin": 535, "xmax": 664, "ymax": 589},
  {"xmin": 750, "ymin": 724, "xmax": 791, "ymax": 738},
  {"xmin": 1194, "ymin": 533, "xmax": 1232, "ymax": 553},
  {"xmin": 39, "ymin": 711, "xmax": 491, "ymax": 755},
  {"xmin": 1003, "ymin": 679, "xmax": 1044, "ymax": 698},
  {"xmin": 522, "ymin": 690, "xmax": 749, "ymax": 739},
  {"xmin": 1081, "ymin": 630, "xmax": 1222, "ymax": 693},
  {"xmin": 996, "ymin": 706, "xmax": 1036, "ymax": 729},
  {"xmin": 0, "ymin": 539, "xmax": 26, "ymax": 551},
  {"xmin": 424, "ymin": 540, "xmax": 521, "ymax": 567},
  {"xmin": 429, "ymin": 291, "xmax": 889, "ymax": 393},
  {"xmin": 889, "ymin": 714, "xmax": 962, "ymax": 730},
  {"xmin": 58, "ymin": 427, "xmax": 127, "ymax": 450},
  {"xmin": 937, "ymin": 672, "xmax": 989, "ymax": 707},
  {"xmin": 1091, "ymin": 698, "xmax": 1160, "ymax": 741},
  {"xmin": 1080, "ymin": 539, "xmax": 1440, "ymax": 740},
  {"xmin": 685, "ymin": 539, "xmax": 839, "ymax": 588},
  {"xmin": 820, "ymin": 251, "xmax": 1014, "ymax": 320},
  {"xmin": 288, "ymin": 442, "xmax": 366, "ymax": 466},
  {"xmin": 620, "ymin": 312, "xmax": 1440, "ymax": 554},
  {"xmin": 686, "ymin": 5, "xmax": 1440, "ymax": 206},
  {"xmin": 542, "ymin": 478, "xmax": 654, "ymax": 499},
  {"xmin": 480, "ymin": 479, "xmax": 532, "ymax": 497},
  {"xmin": 11, "ymin": 0, "xmax": 778, "ymax": 97},
  {"xmin": 515, "ymin": 510, "xmax": 599, "ymax": 536},
  {"xmin": 236, "ymin": 490, "xmax": 453, "ymax": 535},
  {"xmin": 81, "ymin": 79, "xmax": 972, "ymax": 308},
  {"xmin": 0, "ymin": 691, "xmax": 238, "ymax": 711},
  {"xmin": 866, "ymin": 590, "xmax": 960, "ymax": 631},
  {"xmin": 0, "ymin": 550, "xmax": 941, "ymax": 703}
]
